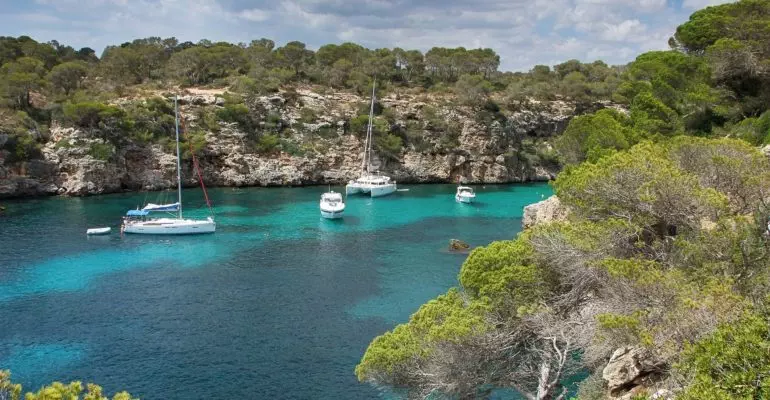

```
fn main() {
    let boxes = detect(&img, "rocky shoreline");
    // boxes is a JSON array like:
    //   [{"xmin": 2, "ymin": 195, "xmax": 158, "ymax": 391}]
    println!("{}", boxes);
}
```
[{"xmin": 0, "ymin": 88, "xmax": 602, "ymax": 199}]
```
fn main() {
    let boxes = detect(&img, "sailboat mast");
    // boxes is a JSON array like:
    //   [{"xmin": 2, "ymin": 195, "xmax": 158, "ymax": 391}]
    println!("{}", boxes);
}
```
[
  {"xmin": 174, "ymin": 96, "xmax": 183, "ymax": 219},
  {"xmin": 365, "ymin": 78, "xmax": 376, "ymax": 174}
]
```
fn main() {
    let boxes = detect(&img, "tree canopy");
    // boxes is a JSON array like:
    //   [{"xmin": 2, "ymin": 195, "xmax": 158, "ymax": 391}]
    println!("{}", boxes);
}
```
[{"xmin": 358, "ymin": 1, "xmax": 770, "ymax": 397}]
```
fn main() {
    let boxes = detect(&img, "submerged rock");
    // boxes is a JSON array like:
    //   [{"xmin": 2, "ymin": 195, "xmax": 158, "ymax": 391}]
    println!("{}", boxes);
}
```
[{"xmin": 449, "ymin": 239, "xmax": 470, "ymax": 251}]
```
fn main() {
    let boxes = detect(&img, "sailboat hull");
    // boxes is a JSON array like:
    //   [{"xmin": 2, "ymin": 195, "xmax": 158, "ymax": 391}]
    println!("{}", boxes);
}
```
[
  {"xmin": 345, "ymin": 182, "xmax": 397, "ymax": 197},
  {"xmin": 370, "ymin": 184, "xmax": 397, "ymax": 197},
  {"xmin": 123, "ymin": 218, "xmax": 216, "ymax": 235}
]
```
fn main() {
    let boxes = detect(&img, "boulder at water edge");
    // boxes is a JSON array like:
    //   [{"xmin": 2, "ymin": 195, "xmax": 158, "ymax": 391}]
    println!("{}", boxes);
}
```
[{"xmin": 449, "ymin": 239, "xmax": 470, "ymax": 252}]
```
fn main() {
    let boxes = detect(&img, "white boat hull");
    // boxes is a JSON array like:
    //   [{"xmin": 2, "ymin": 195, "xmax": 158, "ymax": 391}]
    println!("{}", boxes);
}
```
[
  {"xmin": 345, "ymin": 183, "xmax": 397, "ymax": 197},
  {"xmin": 370, "ymin": 184, "xmax": 397, "ymax": 197},
  {"xmin": 86, "ymin": 227, "xmax": 111, "ymax": 235},
  {"xmin": 456, "ymin": 194, "xmax": 475, "ymax": 204},
  {"xmin": 320, "ymin": 203, "xmax": 345, "ymax": 219},
  {"xmin": 123, "ymin": 218, "xmax": 216, "ymax": 235},
  {"xmin": 320, "ymin": 209, "xmax": 344, "ymax": 219}
]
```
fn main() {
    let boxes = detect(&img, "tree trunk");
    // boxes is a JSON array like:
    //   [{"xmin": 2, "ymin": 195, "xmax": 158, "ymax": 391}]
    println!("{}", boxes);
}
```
[{"xmin": 536, "ymin": 354, "xmax": 552, "ymax": 400}]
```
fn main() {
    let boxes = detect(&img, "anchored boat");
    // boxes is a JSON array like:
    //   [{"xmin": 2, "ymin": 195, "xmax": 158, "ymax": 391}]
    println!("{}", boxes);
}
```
[
  {"xmin": 320, "ymin": 190, "xmax": 345, "ymax": 219},
  {"xmin": 455, "ymin": 186, "xmax": 476, "ymax": 204},
  {"xmin": 86, "ymin": 227, "xmax": 111, "ymax": 235},
  {"xmin": 345, "ymin": 79, "xmax": 397, "ymax": 198},
  {"xmin": 122, "ymin": 96, "xmax": 215, "ymax": 235}
]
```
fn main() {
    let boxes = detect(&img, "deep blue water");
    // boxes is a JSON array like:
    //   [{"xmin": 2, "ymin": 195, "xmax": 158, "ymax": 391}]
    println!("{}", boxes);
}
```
[{"xmin": 0, "ymin": 183, "xmax": 551, "ymax": 399}]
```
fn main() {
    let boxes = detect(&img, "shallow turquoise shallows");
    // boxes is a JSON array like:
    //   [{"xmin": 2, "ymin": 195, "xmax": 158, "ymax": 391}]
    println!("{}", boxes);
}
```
[{"xmin": 0, "ymin": 183, "xmax": 551, "ymax": 399}]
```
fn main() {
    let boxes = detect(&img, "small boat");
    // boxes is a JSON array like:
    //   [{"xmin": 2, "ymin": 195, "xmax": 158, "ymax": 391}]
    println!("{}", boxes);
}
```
[
  {"xmin": 86, "ymin": 227, "xmax": 111, "ymax": 235},
  {"xmin": 121, "ymin": 96, "xmax": 215, "ymax": 235},
  {"xmin": 455, "ymin": 186, "xmax": 476, "ymax": 204},
  {"xmin": 320, "ymin": 190, "xmax": 345, "ymax": 219},
  {"xmin": 346, "ymin": 78, "xmax": 397, "ymax": 198}
]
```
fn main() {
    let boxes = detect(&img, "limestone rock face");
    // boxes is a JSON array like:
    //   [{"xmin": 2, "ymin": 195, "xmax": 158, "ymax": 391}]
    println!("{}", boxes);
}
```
[
  {"xmin": 522, "ymin": 195, "xmax": 569, "ymax": 228},
  {"xmin": 0, "ymin": 90, "xmax": 614, "ymax": 198},
  {"xmin": 602, "ymin": 347, "xmax": 663, "ymax": 399}
]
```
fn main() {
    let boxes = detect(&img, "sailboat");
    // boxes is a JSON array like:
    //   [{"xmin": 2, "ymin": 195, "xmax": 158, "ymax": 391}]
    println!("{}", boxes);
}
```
[
  {"xmin": 345, "ymin": 79, "xmax": 397, "ymax": 198},
  {"xmin": 121, "ymin": 96, "xmax": 215, "ymax": 235}
]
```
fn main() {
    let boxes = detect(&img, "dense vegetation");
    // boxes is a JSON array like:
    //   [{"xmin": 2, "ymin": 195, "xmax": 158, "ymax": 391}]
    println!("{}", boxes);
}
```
[
  {"xmin": 0, "ymin": 370, "xmax": 135, "ymax": 400},
  {"xmin": 357, "ymin": 0, "xmax": 770, "ymax": 399},
  {"xmin": 5, "ymin": 0, "xmax": 770, "ymax": 398},
  {"xmin": 0, "ymin": 33, "xmax": 622, "ymax": 165}
]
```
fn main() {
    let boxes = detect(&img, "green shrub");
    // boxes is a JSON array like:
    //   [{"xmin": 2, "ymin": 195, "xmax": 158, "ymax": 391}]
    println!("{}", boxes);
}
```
[
  {"xmin": 11, "ymin": 133, "xmax": 40, "ymax": 161},
  {"xmin": 375, "ymin": 133, "xmax": 403, "ymax": 159},
  {"xmin": 0, "ymin": 111, "xmax": 42, "ymax": 162},
  {"xmin": 88, "ymin": 142, "xmax": 114, "ymax": 160},
  {"xmin": 195, "ymin": 108, "xmax": 220, "ymax": 133},
  {"xmin": 230, "ymin": 76, "xmax": 257, "ymax": 94},
  {"xmin": 217, "ymin": 103, "xmax": 249, "ymax": 124},
  {"xmin": 264, "ymin": 112, "xmax": 283, "ymax": 133},
  {"xmin": 348, "ymin": 114, "xmax": 370, "ymax": 136},
  {"xmin": 454, "ymin": 74, "xmax": 494, "ymax": 106},
  {"xmin": 182, "ymin": 129, "xmax": 207, "ymax": 159},
  {"xmin": 62, "ymin": 101, "xmax": 129, "ymax": 133},
  {"xmin": 280, "ymin": 139, "xmax": 305, "ymax": 156},
  {"xmin": 256, "ymin": 134, "xmax": 279, "ymax": 153},
  {"xmin": 348, "ymin": 114, "xmax": 388, "ymax": 137},
  {"xmin": 315, "ymin": 124, "xmax": 338, "ymax": 139},
  {"xmin": 124, "ymin": 98, "xmax": 175, "ymax": 142},
  {"xmin": 298, "ymin": 107, "xmax": 317, "ymax": 124},
  {"xmin": 677, "ymin": 313, "xmax": 770, "ymax": 400}
]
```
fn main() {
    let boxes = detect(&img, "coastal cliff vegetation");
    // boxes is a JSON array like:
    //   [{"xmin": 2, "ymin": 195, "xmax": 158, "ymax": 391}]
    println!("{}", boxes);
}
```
[
  {"xmin": 0, "ymin": 32, "xmax": 625, "ymax": 198},
  {"xmin": 357, "ymin": 0, "xmax": 770, "ymax": 399},
  {"xmin": 4, "ymin": 0, "xmax": 770, "ymax": 399},
  {"xmin": 0, "ymin": 33, "xmax": 619, "ymax": 169}
]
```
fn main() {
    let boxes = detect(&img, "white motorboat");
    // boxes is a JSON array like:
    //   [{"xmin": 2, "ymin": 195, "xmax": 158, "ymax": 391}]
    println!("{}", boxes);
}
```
[
  {"xmin": 86, "ymin": 227, "xmax": 111, "ymax": 235},
  {"xmin": 122, "ymin": 96, "xmax": 216, "ymax": 235},
  {"xmin": 345, "ymin": 79, "xmax": 397, "ymax": 198},
  {"xmin": 455, "ymin": 186, "xmax": 476, "ymax": 204},
  {"xmin": 320, "ymin": 190, "xmax": 345, "ymax": 219}
]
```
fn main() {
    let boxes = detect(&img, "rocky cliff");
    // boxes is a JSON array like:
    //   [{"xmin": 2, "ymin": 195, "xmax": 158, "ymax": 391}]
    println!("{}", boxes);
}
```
[{"xmin": 0, "ymin": 87, "xmax": 597, "ymax": 198}]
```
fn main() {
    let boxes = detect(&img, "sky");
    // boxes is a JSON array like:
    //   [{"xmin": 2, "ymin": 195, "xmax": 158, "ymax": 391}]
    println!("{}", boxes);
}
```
[{"xmin": 0, "ymin": 0, "xmax": 734, "ymax": 71}]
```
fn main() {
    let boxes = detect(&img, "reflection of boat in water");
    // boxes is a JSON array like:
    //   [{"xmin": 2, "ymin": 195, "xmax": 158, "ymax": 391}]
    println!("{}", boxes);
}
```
[
  {"xmin": 345, "ymin": 79, "xmax": 397, "ymax": 198},
  {"xmin": 455, "ymin": 186, "xmax": 476, "ymax": 204},
  {"xmin": 121, "ymin": 96, "xmax": 215, "ymax": 235},
  {"xmin": 320, "ymin": 190, "xmax": 345, "ymax": 219}
]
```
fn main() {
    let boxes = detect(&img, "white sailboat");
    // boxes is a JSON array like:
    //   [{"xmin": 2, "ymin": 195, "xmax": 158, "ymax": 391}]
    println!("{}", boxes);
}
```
[
  {"xmin": 345, "ymin": 79, "xmax": 397, "ymax": 198},
  {"xmin": 320, "ymin": 189, "xmax": 345, "ymax": 219},
  {"xmin": 122, "ymin": 96, "xmax": 215, "ymax": 235}
]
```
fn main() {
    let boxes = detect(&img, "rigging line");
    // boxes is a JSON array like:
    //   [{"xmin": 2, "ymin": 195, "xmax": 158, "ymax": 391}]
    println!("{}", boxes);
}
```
[{"xmin": 179, "ymin": 110, "xmax": 214, "ymax": 216}]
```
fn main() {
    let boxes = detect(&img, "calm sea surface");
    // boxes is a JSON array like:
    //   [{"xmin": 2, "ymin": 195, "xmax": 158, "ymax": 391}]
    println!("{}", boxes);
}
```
[{"xmin": 0, "ymin": 183, "xmax": 551, "ymax": 399}]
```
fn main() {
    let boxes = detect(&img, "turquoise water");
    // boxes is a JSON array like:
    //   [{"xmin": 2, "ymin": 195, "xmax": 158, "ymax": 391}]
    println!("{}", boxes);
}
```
[{"xmin": 0, "ymin": 183, "xmax": 551, "ymax": 399}]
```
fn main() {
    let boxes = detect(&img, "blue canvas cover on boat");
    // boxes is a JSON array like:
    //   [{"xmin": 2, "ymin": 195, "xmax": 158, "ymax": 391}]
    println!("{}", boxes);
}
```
[{"xmin": 126, "ymin": 209, "xmax": 150, "ymax": 216}]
